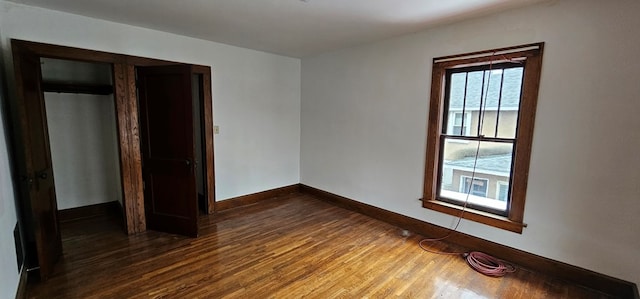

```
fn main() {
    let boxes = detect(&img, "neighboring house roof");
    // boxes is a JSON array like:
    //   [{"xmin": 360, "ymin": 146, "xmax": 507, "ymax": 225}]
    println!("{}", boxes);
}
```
[
  {"xmin": 449, "ymin": 67, "xmax": 523, "ymax": 110},
  {"xmin": 445, "ymin": 153, "xmax": 512, "ymax": 175}
]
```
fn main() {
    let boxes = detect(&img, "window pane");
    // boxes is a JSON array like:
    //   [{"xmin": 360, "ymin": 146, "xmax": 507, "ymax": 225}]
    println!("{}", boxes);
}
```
[
  {"xmin": 446, "ymin": 73, "xmax": 471, "ymax": 136},
  {"xmin": 448, "ymin": 67, "xmax": 523, "ymax": 139},
  {"xmin": 497, "ymin": 182, "xmax": 509, "ymax": 201},
  {"xmin": 479, "ymin": 69, "xmax": 505, "ymax": 137},
  {"xmin": 448, "ymin": 72, "xmax": 466, "ymax": 110},
  {"xmin": 465, "ymin": 71, "xmax": 484, "ymax": 114},
  {"xmin": 453, "ymin": 113, "xmax": 463, "ymax": 125},
  {"xmin": 453, "ymin": 113, "xmax": 463, "ymax": 135},
  {"xmin": 447, "ymin": 112, "xmax": 470, "ymax": 135},
  {"xmin": 496, "ymin": 67, "xmax": 523, "ymax": 139},
  {"xmin": 442, "ymin": 165, "xmax": 453, "ymax": 185},
  {"xmin": 439, "ymin": 138, "xmax": 513, "ymax": 212}
]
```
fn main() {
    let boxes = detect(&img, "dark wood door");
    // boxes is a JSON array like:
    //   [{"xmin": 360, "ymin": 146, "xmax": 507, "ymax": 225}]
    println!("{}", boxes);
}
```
[
  {"xmin": 137, "ymin": 65, "xmax": 198, "ymax": 237},
  {"xmin": 12, "ymin": 48, "xmax": 62, "ymax": 280}
]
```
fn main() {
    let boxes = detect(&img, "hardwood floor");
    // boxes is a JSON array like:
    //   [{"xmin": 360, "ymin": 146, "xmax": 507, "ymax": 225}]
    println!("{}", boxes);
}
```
[{"xmin": 27, "ymin": 194, "xmax": 612, "ymax": 298}]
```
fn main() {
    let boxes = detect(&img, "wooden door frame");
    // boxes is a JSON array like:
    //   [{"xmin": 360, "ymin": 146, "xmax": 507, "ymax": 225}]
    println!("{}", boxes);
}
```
[{"xmin": 10, "ymin": 39, "xmax": 216, "ymax": 234}]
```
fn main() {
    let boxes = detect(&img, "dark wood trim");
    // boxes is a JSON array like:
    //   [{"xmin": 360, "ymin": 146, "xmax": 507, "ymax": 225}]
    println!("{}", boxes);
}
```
[
  {"xmin": 422, "ymin": 62, "xmax": 444, "ymax": 210},
  {"xmin": 112, "ymin": 63, "xmax": 145, "ymax": 234},
  {"xmin": 124, "ymin": 64, "xmax": 146, "ymax": 234},
  {"xmin": 11, "ymin": 41, "xmax": 63, "ymax": 281},
  {"xmin": 510, "ymin": 44, "xmax": 544, "ymax": 224},
  {"xmin": 433, "ymin": 42, "xmax": 543, "ymax": 63},
  {"xmin": 10, "ymin": 39, "xmax": 191, "ymax": 66},
  {"xmin": 423, "ymin": 199, "xmax": 525, "ymax": 232},
  {"xmin": 192, "ymin": 65, "xmax": 216, "ymax": 215},
  {"xmin": 423, "ymin": 43, "xmax": 544, "ymax": 233},
  {"xmin": 11, "ymin": 40, "xmax": 123, "ymax": 64},
  {"xmin": 300, "ymin": 184, "xmax": 639, "ymax": 299},
  {"xmin": 112, "ymin": 63, "xmax": 130, "ymax": 232},
  {"xmin": 216, "ymin": 185, "xmax": 301, "ymax": 211},
  {"xmin": 125, "ymin": 55, "xmax": 181, "ymax": 67},
  {"xmin": 434, "ymin": 48, "xmax": 540, "ymax": 69},
  {"xmin": 15, "ymin": 266, "xmax": 27, "ymax": 299},
  {"xmin": 57, "ymin": 201, "xmax": 120, "ymax": 223}
]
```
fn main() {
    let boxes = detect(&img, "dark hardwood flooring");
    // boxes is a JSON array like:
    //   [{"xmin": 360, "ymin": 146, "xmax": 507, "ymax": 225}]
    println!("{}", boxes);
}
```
[{"xmin": 27, "ymin": 194, "xmax": 611, "ymax": 298}]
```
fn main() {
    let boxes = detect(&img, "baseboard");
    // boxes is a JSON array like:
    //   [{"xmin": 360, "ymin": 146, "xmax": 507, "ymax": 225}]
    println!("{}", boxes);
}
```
[
  {"xmin": 15, "ymin": 266, "xmax": 27, "ymax": 299},
  {"xmin": 299, "ymin": 184, "xmax": 639, "ymax": 299},
  {"xmin": 215, "ymin": 184, "xmax": 301, "ymax": 211},
  {"xmin": 58, "ymin": 201, "xmax": 121, "ymax": 223}
]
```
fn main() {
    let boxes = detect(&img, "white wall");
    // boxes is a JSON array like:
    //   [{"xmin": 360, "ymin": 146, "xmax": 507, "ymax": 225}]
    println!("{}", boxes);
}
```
[
  {"xmin": 0, "ymin": 103, "xmax": 20, "ymax": 299},
  {"xmin": 0, "ymin": 43, "xmax": 21, "ymax": 299},
  {"xmin": 44, "ymin": 93, "xmax": 122, "ymax": 210},
  {"xmin": 301, "ymin": 0, "xmax": 640, "ymax": 286},
  {"xmin": 0, "ymin": 1, "xmax": 302, "ymax": 201}
]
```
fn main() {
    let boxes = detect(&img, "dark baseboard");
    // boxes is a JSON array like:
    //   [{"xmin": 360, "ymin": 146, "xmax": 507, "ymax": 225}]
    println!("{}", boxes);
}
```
[
  {"xmin": 215, "ymin": 184, "xmax": 300, "ymax": 211},
  {"xmin": 15, "ymin": 266, "xmax": 27, "ymax": 299},
  {"xmin": 58, "ymin": 201, "xmax": 121, "ymax": 223},
  {"xmin": 299, "ymin": 184, "xmax": 639, "ymax": 299}
]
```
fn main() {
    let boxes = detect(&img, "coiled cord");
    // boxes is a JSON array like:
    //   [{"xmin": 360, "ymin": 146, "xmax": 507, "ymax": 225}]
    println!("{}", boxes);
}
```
[
  {"xmin": 418, "ymin": 52, "xmax": 517, "ymax": 278},
  {"xmin": 418, "ymin": 239, "xmax": 516, "ymax": 277},
  {"xmin": 463, "ymin": 251, "xmax": 516, "ymax": 277}
]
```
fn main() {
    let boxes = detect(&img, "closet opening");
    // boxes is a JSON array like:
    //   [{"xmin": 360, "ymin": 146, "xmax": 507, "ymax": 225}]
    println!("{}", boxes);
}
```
[{"xmin": 40, "ymin": 57, "xmax": 125, "ymax": 236}]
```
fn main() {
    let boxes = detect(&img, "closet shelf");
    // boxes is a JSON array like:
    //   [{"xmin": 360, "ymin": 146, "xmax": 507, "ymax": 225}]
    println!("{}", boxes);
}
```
[{"xmin": 42, "ymin": 82, "xmax": 114, "ymax": 95}]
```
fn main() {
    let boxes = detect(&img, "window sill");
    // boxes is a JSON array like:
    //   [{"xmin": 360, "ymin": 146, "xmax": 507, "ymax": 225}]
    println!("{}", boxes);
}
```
[{"xmin": 422, "ymin": 198, "xmax": 525, "ymax": 233}]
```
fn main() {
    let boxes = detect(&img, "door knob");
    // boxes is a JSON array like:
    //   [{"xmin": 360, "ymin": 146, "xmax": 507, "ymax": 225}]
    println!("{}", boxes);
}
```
[{"xmin": 37, "ymin": 172, "xmax": 48, "ymax": 179}]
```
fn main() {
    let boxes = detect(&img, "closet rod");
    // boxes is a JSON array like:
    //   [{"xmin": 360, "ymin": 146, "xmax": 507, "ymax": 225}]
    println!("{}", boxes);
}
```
[{"xmin": 42, "ymin": 82, "xmax": 113, "ymax": 95}]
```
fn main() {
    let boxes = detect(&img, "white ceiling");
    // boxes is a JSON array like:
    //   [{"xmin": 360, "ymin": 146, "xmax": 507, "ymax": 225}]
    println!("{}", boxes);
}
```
[{"xmin": 7, "ymin": 0, "xmax": 546, "ymax": 58}]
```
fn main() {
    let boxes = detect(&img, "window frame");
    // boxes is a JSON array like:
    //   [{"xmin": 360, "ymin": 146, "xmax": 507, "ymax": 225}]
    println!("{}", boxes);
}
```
[{"xmin": 422, "ymin": 43, "xmax": 544, "ymax": 233}]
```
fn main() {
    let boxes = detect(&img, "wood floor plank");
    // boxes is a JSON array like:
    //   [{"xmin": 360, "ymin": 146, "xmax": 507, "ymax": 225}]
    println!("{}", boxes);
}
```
[{"xmin": 27, "ymin": 194, "xmax": 612, "ymax": 298}]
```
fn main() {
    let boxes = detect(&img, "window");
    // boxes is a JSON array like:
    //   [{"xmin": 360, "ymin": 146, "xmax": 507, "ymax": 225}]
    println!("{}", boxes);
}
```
[
  {"xmin": 496, "ymin": 182, "xmax": 509, "ymax": 202},
  {"xmin": 460, "ymin": 176, "xmax": 489, "ymax": 197},
  {"xmin": 423, "ymin": 43, "xmax": 544, "ymax": 233},
  {"xmin": 448, "ymin": 112, "xmax": 471, "ymax": 136}
]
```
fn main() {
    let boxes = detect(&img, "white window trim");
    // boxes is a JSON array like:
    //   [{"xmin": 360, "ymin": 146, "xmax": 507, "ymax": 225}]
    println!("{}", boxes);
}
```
[
  {"xmin": 447, "ymin": 111, "xmax": 471, "ymax": 136},
  {"xmin": 496, "ymin": 181, "xmax": 509, "ymax": 201},
  {"xmin": 459, "ymin": 175, "xmax": 489, "ymax": 197}
]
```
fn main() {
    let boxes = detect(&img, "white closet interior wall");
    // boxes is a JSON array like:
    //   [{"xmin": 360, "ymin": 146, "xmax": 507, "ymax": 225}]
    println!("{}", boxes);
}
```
[{"xmin": 41, "ymin": 58, "xmax": 122, "ymax": 210}]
